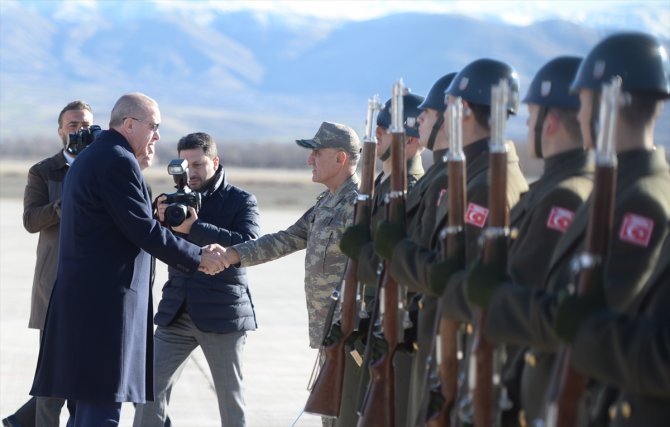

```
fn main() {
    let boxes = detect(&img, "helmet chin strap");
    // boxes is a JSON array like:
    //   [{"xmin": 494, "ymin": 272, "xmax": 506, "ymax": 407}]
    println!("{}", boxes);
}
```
[
  {"xmin": 379, "ymin": 144, "xmax": 391, "ymax": 161},
  {"xmin": 427, "ymin": 112, "xmax": 444, "ymax": 151},
  {"xmin": 533, "ymin": 106, "xmax": 549, "ymax": 159}
]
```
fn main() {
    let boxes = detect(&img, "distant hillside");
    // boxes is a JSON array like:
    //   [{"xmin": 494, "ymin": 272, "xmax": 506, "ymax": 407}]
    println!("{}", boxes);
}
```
[{"xmin": 0, "ymin": 3, "xmax": 668, "ymax": 149}]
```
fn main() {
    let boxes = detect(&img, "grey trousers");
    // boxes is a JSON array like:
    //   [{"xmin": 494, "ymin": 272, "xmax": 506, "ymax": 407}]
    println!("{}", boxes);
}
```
[
  {"xmin": 6, "ymin": 396, "xmax": 65, "ymax": 427},
  {"xmin": 133, "ymin": 313, "xmax": 247, "ymax": 427}
]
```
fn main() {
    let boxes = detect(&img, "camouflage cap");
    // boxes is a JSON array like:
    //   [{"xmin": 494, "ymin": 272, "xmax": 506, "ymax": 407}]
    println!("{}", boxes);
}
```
[{"xmin": 296, "ymin": 121, "xmax": 361, "ymax": 156}]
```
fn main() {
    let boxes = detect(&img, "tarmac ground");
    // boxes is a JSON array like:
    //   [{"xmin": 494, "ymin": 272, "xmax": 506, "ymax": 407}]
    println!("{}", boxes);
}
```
[{"xmin": 0, "ymin": 198, "xmax": 324, "ymax": 427}]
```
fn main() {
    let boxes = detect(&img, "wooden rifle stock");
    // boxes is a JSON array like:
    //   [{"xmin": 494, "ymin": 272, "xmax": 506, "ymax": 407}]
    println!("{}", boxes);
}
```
[
  {"xmin": 472, "ymin": 81, "xmax": 510, "ymax": 427},
  {"xmin": 426, "ymin": 98, "xmax": 467, "ymax": 427},
  {"xmin": 543, "ymin": 77, "xmax": 621, "ymax": 427},
  {"xmin": 304, "ymin": 96, "xmax": 380, "ymax": 417},
  {"xmin": 359, "ymin": 81, "xmax": 406, "ymax": 427}
]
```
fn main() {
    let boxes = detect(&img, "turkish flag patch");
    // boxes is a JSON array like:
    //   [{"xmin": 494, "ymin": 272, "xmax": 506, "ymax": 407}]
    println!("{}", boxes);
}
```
[
  {"xmin": 437, "ymin": 189, "xmax": 447, "ymax": 206},
  {"xmin": 546, "ymin": 206, "xmax": 575, "ymax": 233},
  {"xmin": 618, "ymin": 213, "xmax": 654, "ymax": 247},
  {"xmin": 465, "ymin": 203, "xmax": 488, "ymax": 228}
]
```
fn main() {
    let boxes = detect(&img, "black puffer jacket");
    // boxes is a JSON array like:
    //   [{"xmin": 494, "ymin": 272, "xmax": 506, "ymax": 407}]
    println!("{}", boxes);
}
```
[{"xmin": 154, "ymin": 166, "xmax": 261, "ymax": 333}]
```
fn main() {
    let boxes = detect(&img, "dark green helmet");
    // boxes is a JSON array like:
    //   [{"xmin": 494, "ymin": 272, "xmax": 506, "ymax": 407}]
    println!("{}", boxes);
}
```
[
  {"xmin": 571, "ymin": 32, "xmax": 670, "ymax": 98},
  {"xmin": 418, "ymin": 72, "xmax": 457, "ymax": 112},
  {"xmin": 445, "ymin": 58, "xmax": 520, "ymax": 114},
  {"xmin": 376, "ymin": 91, "xmax": 425, "ymax": 137},
  {"xmin": 523, "ymin": 56, "xmax": 582, "ymax": 110}
]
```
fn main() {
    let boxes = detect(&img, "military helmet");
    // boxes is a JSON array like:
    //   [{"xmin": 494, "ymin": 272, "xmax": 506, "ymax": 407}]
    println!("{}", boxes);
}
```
[
  {"xmin": 571, "ymin": 32, "xmax": 670, "ymax": 98},
  {"xmin": 445, "ymin": 58, "xmax": 521, "ymax": 114},
  {"xmin": 376, "ymin": 91, "xmax": 425, "ymax": 137},
  {"xmin": 523, "ymin": 56, "xmax": 582, "ymax": 110},
  {"xmin": 418, "ymin": 72, "xmax": 457, "ymax": 112}
]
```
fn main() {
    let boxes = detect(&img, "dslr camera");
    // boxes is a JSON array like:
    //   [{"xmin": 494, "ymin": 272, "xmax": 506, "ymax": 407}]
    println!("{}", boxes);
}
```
[
  {"xmin": 66, "ymin": 125, "xmax": 102, "ymax": 155},
  {"xmin": 163, "ymin": 159, "xmax": 202, "ymax": 227}
]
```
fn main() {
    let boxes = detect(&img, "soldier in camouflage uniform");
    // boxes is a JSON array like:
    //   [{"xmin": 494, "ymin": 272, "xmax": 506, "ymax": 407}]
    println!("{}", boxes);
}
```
[
  {"xmin": 222, "ymin": 121, "xmax": 360, "ymax": 348},
  {"xmin": 467, "ymin": 32, "xmax": 670, "ymax": 426},
  {"xmin": 220, "ymin": 121, "xmax": 360, "ymax": 427}
]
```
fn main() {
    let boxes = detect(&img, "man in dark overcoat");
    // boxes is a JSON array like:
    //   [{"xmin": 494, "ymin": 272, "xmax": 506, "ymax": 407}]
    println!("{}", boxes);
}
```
[{"xmin": 30, "ymin": 92, "xmax": 227, "ymax": 426}]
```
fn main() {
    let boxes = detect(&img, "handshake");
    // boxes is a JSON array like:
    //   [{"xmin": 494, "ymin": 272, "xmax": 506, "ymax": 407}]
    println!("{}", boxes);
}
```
[{"xmin": 197, "ymin": 244, "xmax": 241, "ymax": 275}]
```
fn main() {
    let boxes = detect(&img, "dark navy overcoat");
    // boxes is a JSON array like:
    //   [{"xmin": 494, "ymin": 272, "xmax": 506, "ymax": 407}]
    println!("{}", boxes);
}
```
[{"xmin": 30, "ymin": 129, "xmax": 201, "ymax": 403}]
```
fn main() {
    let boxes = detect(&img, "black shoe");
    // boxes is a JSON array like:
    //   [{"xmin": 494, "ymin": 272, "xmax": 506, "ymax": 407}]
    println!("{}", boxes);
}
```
[{"xmin": 2, "ymin": 416, "xmax": 22, "ymax": 427}]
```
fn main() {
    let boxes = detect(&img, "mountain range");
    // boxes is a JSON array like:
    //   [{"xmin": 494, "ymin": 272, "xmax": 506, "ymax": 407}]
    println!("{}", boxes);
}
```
[{"xmin": 0, "ymin": 1, "xmax": 668, "ymax": 151}]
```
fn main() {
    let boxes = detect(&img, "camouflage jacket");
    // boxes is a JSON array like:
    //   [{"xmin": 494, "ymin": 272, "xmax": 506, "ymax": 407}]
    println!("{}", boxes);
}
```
[{"xmin": 233, "ymin": 174, "xmax": 359, "ymax": 348}]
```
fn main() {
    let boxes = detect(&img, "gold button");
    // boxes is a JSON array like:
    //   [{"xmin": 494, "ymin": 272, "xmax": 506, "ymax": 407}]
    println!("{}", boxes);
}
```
[
  {"xmin": 608, "ymin": 404, "xmax": 617, "ymax": 420},
  {"xmin": 413, "ymin": 342, "xmax": 420, "ymax": 352},
  {"xmin": 621, "ymin": 401, "xmax": 632, "ymax": 419},
  {"xmin": 524, "ymin": 351, "xmax": 536, "ymax": 368}
]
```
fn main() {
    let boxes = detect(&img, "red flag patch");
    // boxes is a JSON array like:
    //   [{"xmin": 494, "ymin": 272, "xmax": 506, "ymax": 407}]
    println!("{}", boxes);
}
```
[
  {"xmin": 437, "ymin": 188, "xmax": 447, "ymax": 206},
  {"xmin": 465, "ymin": 203, "xmax": 488, "ymax": 228},
  {"xmin": 546, "ymin": 206, "xmax": 575, "ymax": 233},
  {"xmin": 618, "ymin": 213, "xmax": 654, "ymax": 247}
]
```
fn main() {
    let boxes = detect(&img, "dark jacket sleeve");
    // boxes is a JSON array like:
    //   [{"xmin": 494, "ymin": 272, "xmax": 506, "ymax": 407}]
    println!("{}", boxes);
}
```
[
  {"xmin": 508, "ymin": 188, "xmax": 585, "ymax": 289},
  {"xmin": 23, "ymin": 160, "xmax": 61, "ymax": 233},
  {"xmin": 187, "ymin": 191, "xmax": 261, "ymax": 247},
  {"xmin": 572, "ymin": 310, "xmax": 670, "ymax": 399},
  {"xmin": 484, "ymin": 282, "xmax": 560, "ymax": 351},
  {"xmin": 102, "ymin": 154, "xmax": 201, "ymax": 274}
]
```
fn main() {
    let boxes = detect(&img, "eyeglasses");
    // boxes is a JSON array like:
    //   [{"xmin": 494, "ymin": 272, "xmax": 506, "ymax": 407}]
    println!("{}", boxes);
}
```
[{"xmin": 125, "ymin": 117, "xmax": 160, "ymax": 132}]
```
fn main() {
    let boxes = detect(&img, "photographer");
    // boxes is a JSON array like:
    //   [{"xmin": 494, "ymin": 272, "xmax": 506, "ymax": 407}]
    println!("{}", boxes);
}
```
[
  {"xmin": 133, "ymin": 132, "xmax": 260, "ymax": 427},
  {"xmin": 3, "ymin": 100, "xmax": 95, "ymax": 427}
]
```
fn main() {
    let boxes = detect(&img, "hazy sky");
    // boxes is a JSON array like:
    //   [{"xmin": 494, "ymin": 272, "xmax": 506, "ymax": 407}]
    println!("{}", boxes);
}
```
[{"xmin": 19, "ymin": 0, "xmax": 670, "ymax": 36}]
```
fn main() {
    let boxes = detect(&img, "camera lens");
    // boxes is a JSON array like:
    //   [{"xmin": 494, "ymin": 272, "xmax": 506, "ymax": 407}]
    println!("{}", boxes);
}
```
[{"xmin": 165, "ymin": 204, "xmax": 188, "ymax": 227}]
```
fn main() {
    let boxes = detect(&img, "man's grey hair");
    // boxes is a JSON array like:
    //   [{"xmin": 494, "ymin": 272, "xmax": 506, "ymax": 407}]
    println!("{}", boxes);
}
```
[
  {"xmin": 109, "ymin": 92, "xmax": 158, "ymax": 128},
  {"xmin": 347, "ymin": 150, "xmax": 360, "ymax": 168}
]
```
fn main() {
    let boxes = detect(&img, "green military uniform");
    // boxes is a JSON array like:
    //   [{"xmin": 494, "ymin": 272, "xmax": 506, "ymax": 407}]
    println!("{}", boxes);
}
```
[
  {"xmin": 391, "ymin": 139, "xmax": 527, "ymax": 425},
  {"xmin": 507, "ymin": 148, "xmax": 594, "ymax": 289},
  {"xmin": 484, "ymin": 148, "xmax": 670, "ymax": 422},
  {"xmin": 233, "ymin": 174, "xmax": 360, "ymax": 348},
  {"xmin": 499, "ymin": 147, "xmax": 594, "ymax": 425},
  {"xmin": 357, "ymin": 154, "xmax": 428, "ymax": 285},
  {"xmin": 571, "ymin": 223, "xmax": 670, "ymax": 427},
  {"xmin": 387, "ymin": 148, "xmax": 449, "ymax": 426},
  {"xmin": 336, "ymin": 155, "xmax": 424, "ymax": 427}
]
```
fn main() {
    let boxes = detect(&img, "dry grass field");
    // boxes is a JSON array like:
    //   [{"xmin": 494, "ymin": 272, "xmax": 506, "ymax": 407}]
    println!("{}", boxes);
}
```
[{"xmin": 0, "ymin": 159, "xmax": 322, "ymax": 213}]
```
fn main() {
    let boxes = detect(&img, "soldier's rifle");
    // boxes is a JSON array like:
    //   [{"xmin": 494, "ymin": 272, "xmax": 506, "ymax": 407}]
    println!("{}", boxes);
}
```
[
  {"xmin": 358, "ymin": 79, "xmax": 407, "ymax": 427},
  {"xmin": 415, "ymin": 97, "xmax": 467, "ymax": 426},
  {"xmin": 470, "ymin": 79, "xmax": 511, "ymax": 427},
  {"xmin": 540, "ymin": 76, "xmax": 622, "ymax": 427},
  {"xmin": 425, "ymin": 97, "xmax": 467, "ymax": 427},
  {"xmin": 303, "ymin": 95, "xmax": 382, "ymax": 417}
]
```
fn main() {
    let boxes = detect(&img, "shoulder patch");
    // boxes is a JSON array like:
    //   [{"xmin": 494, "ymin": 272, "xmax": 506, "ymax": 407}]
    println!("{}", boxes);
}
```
[
  {"xmin": 465, "ymin": 202, "xmax": 488, "ymax": 228},
  {"xmin": 436, "ymin": 188, "xmax": 447, "ymax": 206},
  {"xmin": 546, "ymin": 206, "xmax": 575, "ymax": 233},
  {"xmin": 618, "ymin": 213, "xmax": 654, "ymax": 248}
]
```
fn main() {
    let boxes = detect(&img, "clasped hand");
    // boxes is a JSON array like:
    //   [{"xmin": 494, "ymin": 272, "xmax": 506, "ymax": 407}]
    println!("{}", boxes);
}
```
[{"xmin": 198, "ymin": 245, "xmax": 241, "ymax": 275}]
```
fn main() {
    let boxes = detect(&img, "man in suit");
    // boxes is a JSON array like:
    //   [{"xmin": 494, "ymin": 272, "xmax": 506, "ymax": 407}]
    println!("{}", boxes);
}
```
[
  {"xmin": 3, "ymin": 100, "xmax": 94, "ymax": 427},
  {"xmin": 29, "ymin": 93, "xmax": 227, "ymax": 427}
]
